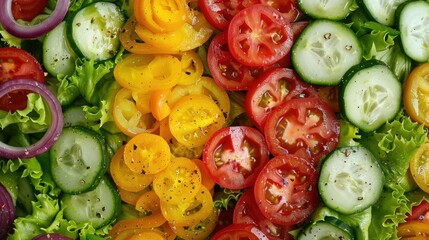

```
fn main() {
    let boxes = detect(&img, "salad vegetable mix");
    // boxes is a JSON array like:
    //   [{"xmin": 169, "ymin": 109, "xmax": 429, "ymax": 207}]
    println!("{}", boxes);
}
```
[{"xmin": 1, "ymin": 0, "xmax": 429, "ymax": 239}]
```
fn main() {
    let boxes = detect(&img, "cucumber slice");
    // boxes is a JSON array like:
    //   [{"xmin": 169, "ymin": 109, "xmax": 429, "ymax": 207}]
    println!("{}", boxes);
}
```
[
  {"xmin": 43, "ymin": 21, "xmax": 77, "ymax": 77},
  {"xmin": 358, "ymin": 0, "xmax": 409, "ymax": 26},
  {"xmin": 291, "ymin": 19, "xmax": 362, "ymax": 85},
  {"xmin": 61, "ymin": 177, "xmax": 120, "ymax": 229},
  {"xmin": 318, "ymin": 146, "xmax": 384, "ymax": 214},
  {"xmin": 297, "ymin": 0, "xmax": 353, "ymax": 20},
  {"xmin": 298, "ymin": 217, "xmax": 355, "ymax": 240},
  {"xmin": 398, "ymin": 1, "xmax": 429, "ymax": 62},
  {"xmin": 50, "ymin": 126, "xmax": 106, "ymax": 194},
  {"xmin": 66, "ymin": 1, "xmax": 125, "ymax": 61},
  {"xmin": 339, "ymin": 60, "xmax": 402, "ymax": 132}
]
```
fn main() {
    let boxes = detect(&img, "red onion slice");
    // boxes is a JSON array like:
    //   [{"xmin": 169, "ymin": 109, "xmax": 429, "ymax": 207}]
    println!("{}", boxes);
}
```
[
  {"xmin": 0, "ymin": 183, "xmax": 15, "ymax": 239},
  {"xmin": 33, "ymin": 233, "xmax": 74, "ymax": 240},
  {"xmin": 0, "ymin": 79, "xmax": 64, "ymax": 159},
  {"xmin": 0, "ymin": 0, "xmax": 70, "ymax": 38}
]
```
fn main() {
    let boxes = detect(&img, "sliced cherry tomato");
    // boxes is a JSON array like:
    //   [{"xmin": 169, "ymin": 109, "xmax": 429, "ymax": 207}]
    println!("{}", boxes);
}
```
[
  {"xmin": 407, "ymin": 200, "xmax": 429, "ymax": 223},
  {"xmin": 315, "ymin": 86, "xmax": 340, "ymax": 112},
  {"xmin": 150, "ymin": 89, "xmax": 171, "ymax": 121},
  {"xmin": 153, "ymin": 157, "xmax": 202, "ymax": 204},
  {"xmin": 227, "ymin": 4, "xmax": 293, "ymax": 67},
  {"xmin": 397, "ymin": 220, "xmax": 429, "ymax": 238},
  {"xmin": 169, "ymin": 208, "xmax": 218, "ymax": 240},
  {"xmin": 176, "ymin": 51, "xmax": 204, "ymax": 86},
  {"xmin": 134, "ymin": 0, "xmax": 187, "ymax": 33},
  {"xmin": 110, "ymin": 146, "xmax": 154, "ymax": 193},
  {"xmin": 198, "ymin": 0, "xmax": 260, "ymax": 30},
  {"xmin": 12, "ymin": 0, "xmax": 49, "ymax": 21},
  {"xmin": 211, "ymin": 223, "xmax": 269, "ymax": 240},
  {"xmin": 124, "ymin": 133, "xmax": 171, "ymax": 175},
  {"xmin": 126, "ymin": 229, "xmax": 166, "ymax": 240},
  {"xmin": 135, "ymin": 189, "xmax": 161, "ymax": 216},
  {"xmin": 259, "ymin": 0, "xmax": 302, "ymax": 22},
  {"xmin": 109, "ymin": 213, "xmax": 167, "ymax": 238},
  {"xmin": 0, "ymin": 47, "xmax": 45, "ymax": 112},
  {"xmin": 135, "ymin": 22, "xmax": 185, "ymax": 50},
  {"xmin": 118, "ymin": 187, "xmax": 148, "ymax": 205},
  {"xmin": 191, "ymin": 158, "xmax": 216, "ymax": 190},
  {"xmin": 159, "ymin": 118, "xmax": 204, "ymax": 159},
  {"xmin": 168, "ymin": 76, "xmax": 230, "ymax": 120},
  {"xmin": 202, "ymin": 126, "xmax": 270, "ymax": 190},
  {"xmin": 245, "ymin": 67, "xmax": 318, "ymax": 130},
  {"xmin": 168, "ymin": 94, "xmax": 226, "ymax": 148},
  {"xmin": 404, "ymin": 62, "xmax": 429, "ymax": 127},
  {"xmin": 207, "ymin": 31, "xmax": 266, "ymax": 91},
  {"xmin": 253, "ymin": 154, "xmax": 320, "ymax": 226},
  {"xmin": 264, "ymin": 97, "xmax": 340, "ymax": 163},
  {"xmin": 281, "ymin": 21, "xmax": 309, "ymax": 68},
  {"xmin": 160, "ymin": 185, "xmax": 213, "ymax": 226},
  {"xmin": 113, "ymin": 88, "xmax": 159, "ymax": 137},
  {"xmin": 409, "ymin": 141, "xmax": 429, "ymax": 193},
  {"xmin": 114, "ymin": 54, "xmax": 181, "ymax": 92},
  {"xmin": 234, "ymin": 189, "xmax": 294, "ymax": 239}
]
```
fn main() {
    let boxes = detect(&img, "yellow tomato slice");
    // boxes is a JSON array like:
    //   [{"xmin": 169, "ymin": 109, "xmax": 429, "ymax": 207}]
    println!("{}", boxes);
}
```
[
  {"xmin": 160, "ymin": 185, "xmax": 214, "ymax": 226},
  {"xmin": 176, "ymin": 51, "xmax": 204, "ymax": 86},
  {"xmin": 169, "ymin": 208, "xmax": 218, "ymax": 240},
  {"xmin": 169, "ymin": 76, "xmax": 230, "ymax": 121},
  {"xmin": 109, "ymin": 213, "xmax": 167, "ymax": 239},
  {"xmin": 132, "ymin": 90, "xmax": 152, "ymax": 115},
  {"xmin": 110, "ymin": 146, "xmax": 154, "ymax": 192},
  {"xmin": 169, "ymin": 94, "xmax": 226, "ymax": 148},
  {"xmin": 118, "ymin": 187, "xmax": 148, "ymax": 205},
  {"xmin": 125, "ymin": 230, "xmax": 166, "ymax": 240},
  {"xmin": 134, "ymin": 0, "xmax": 187, "ymax": 33},
  {"xmin": 119, "ymin": 17, "xmax": 179, "ymax": 54},
  {"xmin": 135, "ymin": 22, "xmax": 185, "ymax": 50},
  {"xmin": 135, "ymin": 189, "xmax": 161, "ymax": 216},
  {"xmin": 153, "ymin": 157, "xmax": 202, "ymax": 204},
  {"xmin": 124, "ymin": 133, "xmax": 171, "ymax": 175},
  {"xmin": 398, "ymin": 220, "xmax": 429, "ymax": 238},
  {"xmin": 404, "ymin": 62, "xmax": 429, "ymax": 127},
  {"xmin": 113, "ymin": 88, "xmax": 159, "ymax": 137},
  {"xmin": 150, "ymin": 89, "xmax": 171, "ymax": 121},
  {"xmin": 114, "ymin": 54, "xmax": 181, "ymax": 92},
  {"xmin": 410, "ymin": 140, "xmax": 429, "ymax": 193},
  {"xmin": 191, "ymin": 158, "xmax": 216, "ymax": 190},
  {"xmin": 159, "ymin": 118, "xmax": 204, "ymax": 158}
]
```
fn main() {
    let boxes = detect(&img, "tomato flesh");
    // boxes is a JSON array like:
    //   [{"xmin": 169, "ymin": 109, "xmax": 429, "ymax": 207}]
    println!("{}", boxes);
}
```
[
  {"xmin": 0, "ymin": 47, "xmax": 45, "ymax": 112},
  {"xmin": 254, "ymin": 154, "xmax": 319, "ymax": 226},
  {"xmin": 12, "ymin": 0, "xmax": 49, "ymax": 21}
]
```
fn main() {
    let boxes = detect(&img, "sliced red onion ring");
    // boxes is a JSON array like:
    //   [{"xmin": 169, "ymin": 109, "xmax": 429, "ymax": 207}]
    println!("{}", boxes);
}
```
[
  {"xmin": 0, "ymin": 183, "xmax": 15, "ymax": 239},
  {"xmin": 0, "ymin": 0, "xmax": 70, "ymax": 38},
  {"xmin": 0, "ymin": 79, "xmax": 64, "ymax": 159},
  {"xmin": 33, "ymin": 233, "xmax": 74, "ymax": 240}
]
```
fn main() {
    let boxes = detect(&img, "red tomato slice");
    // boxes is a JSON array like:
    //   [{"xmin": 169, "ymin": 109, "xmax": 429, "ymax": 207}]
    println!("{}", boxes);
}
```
[
  {"xmin": 253, "ymin": 154, "xmax": 320, "ymax": 226},
  {"xmin": 207, "ymin": 31, "xmax": 264, "ymax": 91},
  {"xmin": 407, "ymin": 201, "xmax": 429, "ymax": 223},
  {"xmin": 227, "ymin": 4, "xmax": 293, "ymax": 67},
  {"xmin": 211, "ymin": 223, "xmax": 268, "ymax": 240},
  {"xmin": 202, "ymin": 126, "xmax": 270, "ymax": 190},
  {"xmin": 198, "ymin": 0, "xmax": 260, "ymax": 30},
  {"xmin": 0, "ymin": 47, "xmax": 45, "ymax": 112},
  {"xmin": 234, "ymin": 189, "xmax": 294, "ymax": 239},
  {"xmin": 12, "ymin": 0, "xmax": 49, "ymax": 21},
  {"xmin": 259, "ymin": 0, "xmax": 302, "ymax": 22},
  {"xmin": 245, "ymin": 67, "xmax": 318, "ymax": 130},
  {"xmin": 264, "ymin": 97, "xmax": 340, "ymax": 164}
]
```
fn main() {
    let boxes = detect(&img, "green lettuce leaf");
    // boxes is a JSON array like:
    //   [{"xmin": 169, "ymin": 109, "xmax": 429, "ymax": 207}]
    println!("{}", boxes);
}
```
[
  {"xmin": 359, "ymin": 111, "xmax": 427, "ymax": 190},
  {"xmin": 368, "ymin": 186, "xmax": 410, "ymax": 240},
  {"xmin": 338, "ymin": 119, "xmax": 361, "ymax": 148},
  {"xmin": 0, "ymin": 93, "xmax": 49, "ymax": 134}
]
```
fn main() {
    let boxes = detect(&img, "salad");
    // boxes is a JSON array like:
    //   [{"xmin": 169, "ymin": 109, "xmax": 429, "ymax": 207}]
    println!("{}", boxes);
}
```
[{"xmin": 0, "ymin": 0, "xmax": 429, "ymax": 239}]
